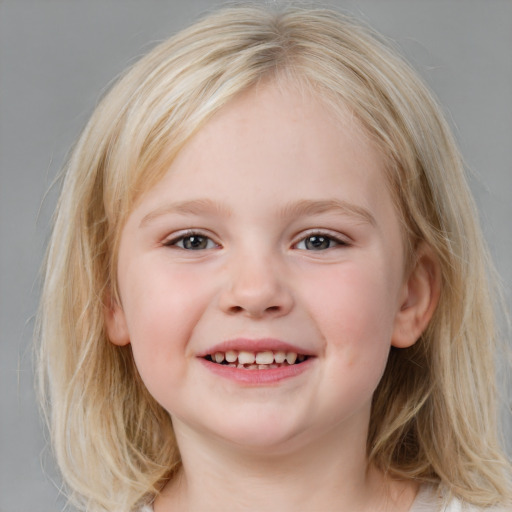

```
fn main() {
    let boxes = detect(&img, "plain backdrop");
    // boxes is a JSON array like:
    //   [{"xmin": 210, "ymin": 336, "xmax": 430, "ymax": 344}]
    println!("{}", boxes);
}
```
[{"xmin": 1, "ymin": 1, "xmax": 511, "ymax": 511}]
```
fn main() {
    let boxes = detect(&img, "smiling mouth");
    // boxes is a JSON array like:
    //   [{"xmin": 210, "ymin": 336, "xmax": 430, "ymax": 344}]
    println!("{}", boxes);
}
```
[{"xmin": 204, "ymin": 350, "xmax": 309, "ymax": 369}]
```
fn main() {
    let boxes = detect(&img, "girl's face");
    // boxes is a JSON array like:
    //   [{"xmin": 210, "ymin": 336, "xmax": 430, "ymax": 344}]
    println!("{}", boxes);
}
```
[{"xmin": 107, "ymin": 82, "xmax": 424, "ymax": 452}]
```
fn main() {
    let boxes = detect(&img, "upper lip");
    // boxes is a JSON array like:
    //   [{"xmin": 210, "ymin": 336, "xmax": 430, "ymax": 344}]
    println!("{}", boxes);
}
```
[{"xmin": 197, "ymin": 338, "xmax": 316, "ymax": 357}]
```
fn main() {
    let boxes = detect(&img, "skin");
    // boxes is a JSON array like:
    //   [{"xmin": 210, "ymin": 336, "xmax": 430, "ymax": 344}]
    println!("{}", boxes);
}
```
[{"xmin": 106, "ymin": 81, "xmax": 439, "ymax": 511}]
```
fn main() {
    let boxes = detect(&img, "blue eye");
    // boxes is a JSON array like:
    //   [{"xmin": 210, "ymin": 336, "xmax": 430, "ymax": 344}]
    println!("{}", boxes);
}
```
[
  {"xmin": 168, "ymin": 234, "xmax": 217, "ymax": 250},
  {"xmin": 296, "ymin": 234, "xmax": 346, "ymax": 251}
]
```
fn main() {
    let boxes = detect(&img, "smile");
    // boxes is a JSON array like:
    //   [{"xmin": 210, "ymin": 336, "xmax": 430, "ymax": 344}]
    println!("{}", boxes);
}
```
[
  {"xmin": 204, "ymin": 350, "xmax": 309, "ymax": 369},
  {"xmin": 198, "ymin": 338, "xmax": 315, "ymax": 384},
  {"xmin": 199, "ymin": 339, "xmax": 315, "ymax": 385}
]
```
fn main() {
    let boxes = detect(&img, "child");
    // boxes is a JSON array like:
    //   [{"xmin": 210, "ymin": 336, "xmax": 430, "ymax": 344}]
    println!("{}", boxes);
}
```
[{"xmin": 38, "ymin": 3, "xmax": 511, "ymax": 511}]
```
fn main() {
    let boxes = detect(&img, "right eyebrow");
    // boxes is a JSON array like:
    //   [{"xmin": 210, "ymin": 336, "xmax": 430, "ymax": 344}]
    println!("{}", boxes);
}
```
[
  {"xmin": 139, "ymin": 198, "xmax": 232, "ymax": 228},
  {"xmin": 278, "ymin": 199, "xmax": 376, "ymax": 227}
]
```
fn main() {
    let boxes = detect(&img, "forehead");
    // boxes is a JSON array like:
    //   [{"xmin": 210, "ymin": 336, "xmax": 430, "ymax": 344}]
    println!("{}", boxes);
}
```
[
  {"xmin": 126, "ymin": 81, "xmax": 398, "ymax": 238},
  {"xmin": 161, "ymin": 82, "xmax": 384, "ymax": 198}
]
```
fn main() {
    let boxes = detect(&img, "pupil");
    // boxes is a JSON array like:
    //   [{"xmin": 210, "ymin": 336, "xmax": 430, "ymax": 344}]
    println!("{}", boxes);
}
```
[
  {"xmin": 184, "ymin": 236, "xmax": 207, "ymax": 250},
  {"xmin": 305, "ymin": 236, "xmax": 330, "ymax": 250}
]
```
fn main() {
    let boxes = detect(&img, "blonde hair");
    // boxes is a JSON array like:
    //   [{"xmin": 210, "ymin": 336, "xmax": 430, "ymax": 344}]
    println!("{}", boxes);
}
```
[{"xmin": 38, "ymin": 3, "xmax": 511, "ymax": 510}]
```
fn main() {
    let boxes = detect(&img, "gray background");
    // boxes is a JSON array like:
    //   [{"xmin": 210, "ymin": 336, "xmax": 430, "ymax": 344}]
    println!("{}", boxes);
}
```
[{"xmin": 1, "ymin": 1, "xmax": 511, "ymax": 511}]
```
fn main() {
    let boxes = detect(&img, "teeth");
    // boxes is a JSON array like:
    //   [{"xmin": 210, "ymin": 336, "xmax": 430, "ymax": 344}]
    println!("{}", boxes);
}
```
[
  {"xmin": 255, "ymin": 351, "xmax": 274, "ymax": 365},
  {"xmin": 286, "ymin": 352, "xmax": 297, "ymax": 364},
  {"xmin": 208, "ymin": 350, "xmax": 306, "ymax": 366},
  {"xmin": 274, "ymin": 351, "xmax": 286, "ymax": 363},
  {"xmin": 225, "ymin": 350, "xmax": 237, "ymax": 363},
  {"xmin": 238, "ymin": 351, "xmax": 256, "ymax": 365}
]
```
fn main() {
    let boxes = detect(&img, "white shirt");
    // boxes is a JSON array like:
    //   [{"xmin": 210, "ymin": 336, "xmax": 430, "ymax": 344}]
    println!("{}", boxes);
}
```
[
  {"xmin": 138, "ymin": 485, "xmax": 503, "ymax": 511},
  {"xmin": 409, "ymin": 484, "xmax": 502, "ymax": 512}
]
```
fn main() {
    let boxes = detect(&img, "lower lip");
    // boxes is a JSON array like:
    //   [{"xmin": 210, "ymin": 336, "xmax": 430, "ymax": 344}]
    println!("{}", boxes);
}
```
[{"xmin": 198, "ymin": 358, "xmax": 314, "ymax": 385}]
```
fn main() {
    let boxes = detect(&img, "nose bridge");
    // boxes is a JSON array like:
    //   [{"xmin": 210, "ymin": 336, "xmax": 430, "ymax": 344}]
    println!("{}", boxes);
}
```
[{"xmin": 219, "ymin": 243, "xmax": 293, "ymax": 318}]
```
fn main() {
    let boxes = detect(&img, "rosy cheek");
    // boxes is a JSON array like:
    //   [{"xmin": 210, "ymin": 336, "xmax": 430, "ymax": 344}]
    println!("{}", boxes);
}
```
[
  {"xmin": 300, "ymin": 264, "xmax": 369, "ymax": 317},
  {"xmin": 303, "ymin": 264, "xmax": 394, "ymax": 346},
  {"xmin": 123, "ymin": 263, "xmax": 212, "ymax": 347}
]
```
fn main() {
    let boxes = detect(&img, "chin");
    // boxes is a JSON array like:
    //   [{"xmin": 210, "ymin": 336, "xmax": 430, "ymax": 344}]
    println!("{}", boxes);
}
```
[{"xmin": 203, "ymin": 410, "xmax": 310, "ymax": 454}]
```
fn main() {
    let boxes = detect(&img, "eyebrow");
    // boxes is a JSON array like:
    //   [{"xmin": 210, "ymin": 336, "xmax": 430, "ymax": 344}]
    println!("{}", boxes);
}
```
[
  {"xmin": 140, "ymin": 198, "xmax": 232, "ymax": 227},
  {"xmin": 279, "ymin": 199, "xmax": 376, "ymax": 226},
  {"xmin": 140, "ymin": 198, "xmax": 376, "ymax": 227}
]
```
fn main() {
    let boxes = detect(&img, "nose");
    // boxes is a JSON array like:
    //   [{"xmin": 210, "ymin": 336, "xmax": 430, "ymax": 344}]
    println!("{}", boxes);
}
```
[{"xmin": 218, "ymin": 252, "xmax": 294, "ymax": 319}]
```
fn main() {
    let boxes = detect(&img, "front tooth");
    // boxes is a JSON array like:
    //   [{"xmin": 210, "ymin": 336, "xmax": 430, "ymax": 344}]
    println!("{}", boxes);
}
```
[
  {"xmin": 255, "ymin": 351, "xmax": 274, "ymax": 364},
  {"xmin": 274, "ymin": 351, "xmax": 286, "ymax": 364},
  {"xmin": 286, "ymin": 352, "xmax": 297, "ymax": 364},
  {"xmin": 214, "ymin": 352, "xmax": 225, "ymax": 363},
  {"xmin": 238, "ymin": 351, "xmax": 256, "ymax": 365},
  {"xmin": 225, "ymin": 350, "xmax": 237, "ymax": 363}
]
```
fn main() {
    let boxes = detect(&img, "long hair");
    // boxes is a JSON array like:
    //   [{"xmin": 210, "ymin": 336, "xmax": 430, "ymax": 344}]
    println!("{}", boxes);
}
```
[{"xmin": 37, "ymin": 3, "xmax": 511, "ymax": 510}]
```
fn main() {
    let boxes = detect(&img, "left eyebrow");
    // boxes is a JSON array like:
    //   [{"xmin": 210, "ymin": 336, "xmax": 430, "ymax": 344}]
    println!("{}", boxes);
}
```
[
  {"xmin": 279, "ymin": 199, "xmax": 376, "ymax": 226},
  {"xmin": 139, "ymin": 198, "xmax": 232, "ymax": 228}
]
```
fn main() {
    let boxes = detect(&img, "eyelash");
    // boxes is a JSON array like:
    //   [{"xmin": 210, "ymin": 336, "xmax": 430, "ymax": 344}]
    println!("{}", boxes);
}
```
[
  {"xmin": 163, "ymin": 231, "xmax": 218, "ymax": 251},
  {"xmin": 294, "ymin": 232, "xmax": 350, "ymax": 251},
  {"xmin": 163, "ymin": 230, "xmax": 349, "ymax": 251}
]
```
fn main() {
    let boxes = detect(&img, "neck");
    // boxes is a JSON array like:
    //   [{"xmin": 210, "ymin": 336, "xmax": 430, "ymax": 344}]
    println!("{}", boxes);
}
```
[{"xmin": 154, "ymin": 419, "xmax": 417, "ymax": 512}]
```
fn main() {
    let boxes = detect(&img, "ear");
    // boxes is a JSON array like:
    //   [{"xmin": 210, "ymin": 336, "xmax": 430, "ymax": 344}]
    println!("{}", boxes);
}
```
[
  {"xmin": 104, "ymin": 294, "xmax": 130, "ymax": 346},
  {"xmin": 392, "ymin": 243, "xmax": 441, "ymax": 348}
]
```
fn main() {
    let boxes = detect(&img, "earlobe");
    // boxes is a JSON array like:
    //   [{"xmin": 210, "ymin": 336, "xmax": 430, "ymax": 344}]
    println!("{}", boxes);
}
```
[
  {"xmin": 392, "ymin": 243, "xmax": 441, "ymax": 348},
  {"xmin": 104, "ymin": 295, "xmax": 130, "ymax": 346}
]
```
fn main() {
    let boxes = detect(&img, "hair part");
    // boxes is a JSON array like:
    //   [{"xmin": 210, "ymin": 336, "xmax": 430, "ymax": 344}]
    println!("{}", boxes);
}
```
[{"xmin": 37, "ymin": 3, "xmax": 511, "ymax": 510}]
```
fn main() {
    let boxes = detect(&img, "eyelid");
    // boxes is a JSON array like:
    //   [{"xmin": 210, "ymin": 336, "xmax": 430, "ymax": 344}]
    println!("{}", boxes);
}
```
[
  {"xmin": 162, "ymin": 229, "xmax": 220, "ymax": 249},
  {"xmin": 293, "ymin": 229, "xmax": 351, "ymax": 249}
]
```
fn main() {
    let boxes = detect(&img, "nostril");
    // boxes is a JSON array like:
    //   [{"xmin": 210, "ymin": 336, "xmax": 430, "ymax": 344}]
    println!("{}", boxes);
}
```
[{"xmin": 227, "ymin": 304, "xmax": 281, "ymax": 316}]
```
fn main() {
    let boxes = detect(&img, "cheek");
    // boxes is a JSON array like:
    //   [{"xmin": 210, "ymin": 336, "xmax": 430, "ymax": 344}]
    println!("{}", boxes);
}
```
[
  {"xmin": 299, "ymin": 261, "xmax": 399, "ymax": 367},
  {"xmin": 300, "ymin": 264, "xmax": 398, "ymax": 418},
  {"xmin": 308, "ymin": 262, "xmax": 398, "ymax": 326},
  {"xmin": 121, "ymin": 257, "xmax": 211, "ymax": 329},
  {"xmin": 119, "ymin": 260, "xmax": 214, "ymax": 390}
]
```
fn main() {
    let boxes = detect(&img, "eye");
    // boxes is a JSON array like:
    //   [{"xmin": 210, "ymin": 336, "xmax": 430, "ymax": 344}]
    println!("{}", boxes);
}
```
[
  {"xmin": 165, "ymin": 233, "xmax": 217, "ymax": 250},
  {"xmin": 295, "ymin": 234, "xmax": 347, "ymax": 251}
]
